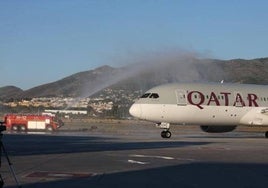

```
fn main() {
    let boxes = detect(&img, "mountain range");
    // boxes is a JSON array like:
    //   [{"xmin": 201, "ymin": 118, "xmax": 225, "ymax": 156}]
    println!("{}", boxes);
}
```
[{"xmin": 1, "ymin": 57, "xmax": 268, "ymax": 100}]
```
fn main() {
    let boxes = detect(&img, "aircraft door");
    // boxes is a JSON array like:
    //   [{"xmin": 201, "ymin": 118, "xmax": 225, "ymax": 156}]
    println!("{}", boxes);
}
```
[{"xmin": 176, "ymin": 90, "xmax": 187, "ymax": 105}]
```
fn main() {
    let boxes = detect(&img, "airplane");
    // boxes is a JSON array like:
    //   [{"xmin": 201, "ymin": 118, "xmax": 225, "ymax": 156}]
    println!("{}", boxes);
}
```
[{"xmin": 129, "ymin": 82, "xmax": 268, "ymax": 138}]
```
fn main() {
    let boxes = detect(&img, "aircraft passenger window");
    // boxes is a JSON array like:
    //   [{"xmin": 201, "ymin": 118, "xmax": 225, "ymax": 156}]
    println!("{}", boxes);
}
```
[
  {"xmin": 140, "ymin": 93, "xmax": 151, "ymax": 98},
  {"xmin": 149, "ymin": 93, "xmax": 159, "ymax": 99}
]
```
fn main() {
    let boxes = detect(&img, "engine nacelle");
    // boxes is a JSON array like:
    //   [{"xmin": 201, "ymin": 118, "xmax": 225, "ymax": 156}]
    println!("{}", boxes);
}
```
[{"xmin": 200, "ymin": 125, "xmax": 236, "ymax": 133}]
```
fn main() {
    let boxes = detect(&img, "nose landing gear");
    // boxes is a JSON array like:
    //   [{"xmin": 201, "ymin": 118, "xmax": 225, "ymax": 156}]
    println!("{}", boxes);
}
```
[{"xmin": 156, "ymin": 122, "xmax": 172, "ymax": 139}]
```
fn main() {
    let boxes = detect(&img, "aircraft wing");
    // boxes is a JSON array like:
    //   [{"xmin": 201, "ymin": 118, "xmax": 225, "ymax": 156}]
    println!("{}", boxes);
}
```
[{"xmin": 240, "ymin": 108, "xmax": 268, "ymax": 125}]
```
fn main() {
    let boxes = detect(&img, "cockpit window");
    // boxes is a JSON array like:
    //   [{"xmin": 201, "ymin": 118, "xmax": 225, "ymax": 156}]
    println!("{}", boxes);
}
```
[
  {"xmin": 140, "ymin": 93, "xmax": 151, "ymax": 98},
  {"xmin": 149, "ymin": 93, "xmax": 159, "ymax": 99},
  {"xmin": 140, "ymin": 93, "xmax": 159, "ymax": 99}
]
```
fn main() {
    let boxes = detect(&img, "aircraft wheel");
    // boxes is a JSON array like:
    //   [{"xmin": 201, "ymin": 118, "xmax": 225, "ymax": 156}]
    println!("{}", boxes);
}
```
[
  {"xmin": 165, "ymin": 131, "xmax": 172, "ymax": 138},
  {"xmin": 265, "ymin": 131, "xmax": 268, "ymax": 138},
  {"xmin": 161, "ymin": 131, "xmax": 172, "ymax": 138},
  {"xmin": 161, "ymin": 131, "xmax": 166, "ymax": 138}
]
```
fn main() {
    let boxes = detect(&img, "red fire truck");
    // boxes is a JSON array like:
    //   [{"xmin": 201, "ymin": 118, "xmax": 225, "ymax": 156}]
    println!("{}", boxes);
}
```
[{"xmin": 4, "ymin": 114, "xmax": 63, "ymax": 131}]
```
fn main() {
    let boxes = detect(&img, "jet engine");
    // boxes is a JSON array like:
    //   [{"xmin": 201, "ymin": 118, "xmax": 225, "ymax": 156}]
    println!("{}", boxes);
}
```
[{"xmin": 200, "ymin": 125, "xmax": 236, "ymax": 133}]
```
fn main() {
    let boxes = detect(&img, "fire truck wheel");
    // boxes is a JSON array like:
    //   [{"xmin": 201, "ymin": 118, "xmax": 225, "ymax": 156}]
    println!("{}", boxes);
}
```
[
  {"xmin": 20, "ymin": 126, "xmax": 26, "ymax": 131},
  {"xmin": 46, "ymin": 125, "xmax": 53, "ymax": 131},
  {"xmin": 12, "ymin": 125, "xmax": 18, "ymax": 131}
]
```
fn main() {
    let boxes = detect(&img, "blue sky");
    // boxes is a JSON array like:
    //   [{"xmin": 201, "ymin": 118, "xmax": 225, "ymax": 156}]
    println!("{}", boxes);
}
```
[{"xmin": 1, "ymin": 0, "xmax": 268, "ymax": 89}]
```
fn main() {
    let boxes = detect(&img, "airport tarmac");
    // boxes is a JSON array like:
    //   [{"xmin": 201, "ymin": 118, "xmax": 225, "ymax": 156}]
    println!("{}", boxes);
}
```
[{"xmin": 0, "ymin": 121, "xmax": 268, "ymax": 188}]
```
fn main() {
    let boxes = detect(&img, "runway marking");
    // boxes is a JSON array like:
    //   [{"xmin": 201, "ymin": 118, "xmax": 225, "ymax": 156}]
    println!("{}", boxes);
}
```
[
  {"xmin": 130, "ymin": 154, "xmax": 196, "ymax": 162},
  {"xmin": 127, "ymin": 160, "xmax": 149, "ymax": 165},
  {"xmin": 130, "ymin": 154, "xmax": 175, "ymax": 160},
  {"xmin": 26, "ymin": 171, "xmax": 96, "ymax": 179},
  {"xmin": 176, "ymin": 157, "xmax": 196, "ymax": 161},
  {"xmin": 198, "ymin": 146, "xmax": 230, "ymax": 150}
]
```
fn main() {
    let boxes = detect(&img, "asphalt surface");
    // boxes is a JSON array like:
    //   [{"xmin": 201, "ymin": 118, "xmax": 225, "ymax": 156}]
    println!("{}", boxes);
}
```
[{"xmin": 0, "ymin": 124, "xmax": 268, "ymax": 188}]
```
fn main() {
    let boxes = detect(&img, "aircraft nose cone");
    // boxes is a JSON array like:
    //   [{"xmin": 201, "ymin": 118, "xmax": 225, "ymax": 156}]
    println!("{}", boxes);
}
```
[{"xmin": 129, "ymin": 104, "xmax": 141, "ymax": 118}]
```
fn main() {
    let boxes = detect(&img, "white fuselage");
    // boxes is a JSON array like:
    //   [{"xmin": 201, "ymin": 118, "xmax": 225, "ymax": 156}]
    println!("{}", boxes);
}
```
[{"xmin": 129, "ymin": 83, "xmax": 268, "ymax": 127}]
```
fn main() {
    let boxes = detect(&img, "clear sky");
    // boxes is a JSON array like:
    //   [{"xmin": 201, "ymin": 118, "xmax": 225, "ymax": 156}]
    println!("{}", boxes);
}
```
[{"xmin": 1, "ymin": 0, "xmax": 268, "ymax": 89}]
